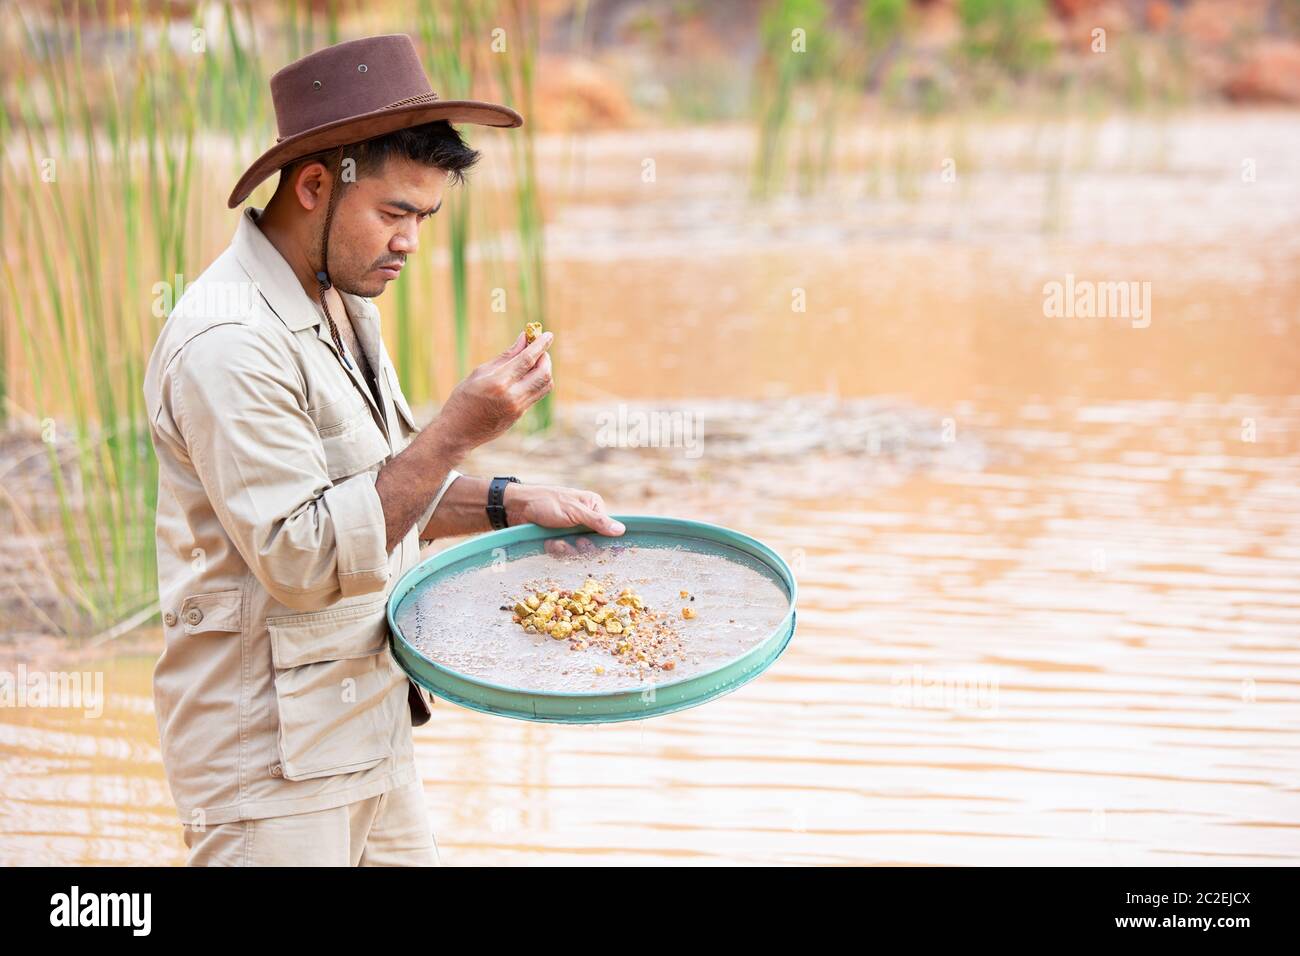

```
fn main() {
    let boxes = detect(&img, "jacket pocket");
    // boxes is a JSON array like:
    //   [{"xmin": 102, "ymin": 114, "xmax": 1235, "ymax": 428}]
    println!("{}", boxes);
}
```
[
  {"xmin": 318, "ymin": 403, "xmax": 391, "ymax": 480},
  {"xmin": 306, "ymin": 392, "xmax": 355, "ymax": 432},
  {"xmin": 266, "ymin": 598, "xmax": 402, "ymax": 781},
  {"xmin": 180, "ymin": 588, "xmax": 243, "ymax": 635}
]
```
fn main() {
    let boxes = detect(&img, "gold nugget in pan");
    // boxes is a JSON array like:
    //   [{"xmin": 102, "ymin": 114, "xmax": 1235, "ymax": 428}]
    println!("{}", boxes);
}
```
[
  {"xmin": 524, "ymin": 321, "xmax": 544, "ymax": 344},
  {"xmin": 505, "ymin": 577, "xmax": 686, "ymax": 674}
]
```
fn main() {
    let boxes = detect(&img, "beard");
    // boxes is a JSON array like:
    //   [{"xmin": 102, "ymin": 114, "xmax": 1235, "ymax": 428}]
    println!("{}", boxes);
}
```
[
  {"xmin": 337, "ymin": 269, "xmax": 388, "ymax": 299},
  {"xmin": 308, "ymin": 236, "xmax": 389, "ymax": 298}
]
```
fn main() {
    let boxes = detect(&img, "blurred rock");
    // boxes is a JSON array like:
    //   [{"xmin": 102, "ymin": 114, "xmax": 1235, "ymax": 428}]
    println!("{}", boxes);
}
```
[
  {"xmin": 1181, "ymin": 0, "xmax": 1271, "ymax": 48},
  {"xmin": 535, "ymin": 55, "xmax": 635, "ymax": 130},
  {"xmin": 914, "ymin": 0, "xmax": 961, "ymax": 52},
  {"xmin": 1225, "ymin": 39, "xmax": 1300, "ymax": 102},
  {"xmin": 1145, "ymin": 0, "xmax": 1174, "ymax": 32},
  {"xmin": 1051, "ymin": 0, "xmax": 1122, "ymax": 23}
]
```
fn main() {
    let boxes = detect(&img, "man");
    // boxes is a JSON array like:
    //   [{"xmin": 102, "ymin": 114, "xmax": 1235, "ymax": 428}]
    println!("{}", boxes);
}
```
[{"xmin": 143, "ymin": 33, "xmax": 624, "ymax": 866}]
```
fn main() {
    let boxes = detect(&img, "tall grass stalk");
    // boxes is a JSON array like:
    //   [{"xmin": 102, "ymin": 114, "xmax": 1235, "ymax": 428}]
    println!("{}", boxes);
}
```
[
  {"xmin": 3, "ymin": 0, "xmax": 201, "ymax": 631},
  {"xmin": 416, "ymin": 0, "xmax": 481, "ymax": 388},
  {"xmin": 490, "ymin": 0, "xmax": 549, "ymax": 432},
  {"xmin": 2, "ymin": 0, "xmax": 550, "ymax": 635},
  {"xmin": 752, "ymin": 0, "xmax": 852, "ymax": 200}
]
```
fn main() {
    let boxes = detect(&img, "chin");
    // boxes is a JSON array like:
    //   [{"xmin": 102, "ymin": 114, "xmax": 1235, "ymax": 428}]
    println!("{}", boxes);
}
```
[{"xmin": 339, "ymin": 276, "xmax": 389, "ymax": 298}]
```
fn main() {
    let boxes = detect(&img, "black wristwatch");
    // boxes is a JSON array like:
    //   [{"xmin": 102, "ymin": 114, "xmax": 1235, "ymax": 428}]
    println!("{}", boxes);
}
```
[{"xmin": 486, "ymin": 476, "xmax": 520, "ymax": 530}]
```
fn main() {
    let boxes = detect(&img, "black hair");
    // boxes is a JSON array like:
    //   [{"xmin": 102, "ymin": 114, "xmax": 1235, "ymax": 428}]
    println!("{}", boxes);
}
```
[{"xmin": 281, "ymin": 119, "xmax": 481, "ymax": 189}]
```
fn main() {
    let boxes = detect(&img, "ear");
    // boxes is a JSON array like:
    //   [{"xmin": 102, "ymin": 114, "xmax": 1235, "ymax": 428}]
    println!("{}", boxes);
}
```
[{"xmin": 292, "ymin": 161, "xmax": 331, "ymax": 213}]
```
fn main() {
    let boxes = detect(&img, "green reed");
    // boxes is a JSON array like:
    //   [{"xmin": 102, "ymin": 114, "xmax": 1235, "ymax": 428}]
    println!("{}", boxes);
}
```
[
  {"xmin": 0, "ymin": 96, "xmax": 8, "ymax": 430},
  {"xmin": 416, "ymin": 0, "xmax": 481, "ymax": 389},
  {"xmin": 3, "ymin": 0, "xmax": 205, "ymax": 631},
  {"xmin": 753, "ymin": 0, "xmax": 875, "ymax": 200},
  {"xmin": 491, "ymin": 0, "xmax": 549, "ymax": 432},
  {"xmin": 2, "ymin": 0, "xmax": 555, "ymax": 636}
]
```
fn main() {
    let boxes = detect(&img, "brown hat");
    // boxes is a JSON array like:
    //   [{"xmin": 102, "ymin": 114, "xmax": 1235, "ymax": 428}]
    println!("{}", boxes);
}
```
[{"xmin": 227, "ymin": 33, "xmax": 522, "ymax": 209}]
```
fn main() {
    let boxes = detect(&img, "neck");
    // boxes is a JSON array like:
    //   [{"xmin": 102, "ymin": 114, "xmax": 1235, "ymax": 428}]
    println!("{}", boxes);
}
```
[{"xmin": 254, "ymin": 195, "xmax": 333, "ymax": 304}]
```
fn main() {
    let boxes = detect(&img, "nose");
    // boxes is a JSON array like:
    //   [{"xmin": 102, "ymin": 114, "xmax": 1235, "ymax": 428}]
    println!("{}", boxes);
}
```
[{"xmin": 391, "ymin": 219, "xmax": 417, "ymax": 255}]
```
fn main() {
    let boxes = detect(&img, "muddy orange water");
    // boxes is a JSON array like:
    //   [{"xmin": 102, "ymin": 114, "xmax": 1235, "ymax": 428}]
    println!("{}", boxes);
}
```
[{"xmin": 2, "ymin": 113, "xmax": 1299, "ymax": 864}]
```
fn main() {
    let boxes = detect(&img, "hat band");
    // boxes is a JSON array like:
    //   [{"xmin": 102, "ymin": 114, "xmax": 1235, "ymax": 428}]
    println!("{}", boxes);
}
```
[
  {"xmin": 384, "ymin": 90, "xmax": 439, "ymax": 108},
  {"xmin": 274, "ymin": 90, "xmax": 441, "ymax": 143}
]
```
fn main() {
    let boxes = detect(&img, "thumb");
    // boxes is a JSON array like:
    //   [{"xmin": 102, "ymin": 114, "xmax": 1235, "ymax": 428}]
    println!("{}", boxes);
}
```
[{"xmin": 581, "ymin": 506, "xmax": 625, "ymax": 537}]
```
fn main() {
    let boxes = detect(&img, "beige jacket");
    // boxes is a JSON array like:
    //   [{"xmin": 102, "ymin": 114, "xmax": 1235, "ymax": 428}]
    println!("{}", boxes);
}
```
[{"xmin": 144, "ymin": 206, "xmax": 455, "ymax": 825}]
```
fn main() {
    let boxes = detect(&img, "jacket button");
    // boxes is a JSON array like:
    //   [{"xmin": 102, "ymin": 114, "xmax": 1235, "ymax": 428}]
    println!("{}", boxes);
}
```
[
  {"xmin": 184, "ymin": 607, "xmax": 203, "ymax": 626},
  {"xmin": 163, "ymin": 611, "xmax": 177, "ymax": 626},
  {"xmin": 270, "ymin": 763, "xmax": 283, "ymax": 777}
]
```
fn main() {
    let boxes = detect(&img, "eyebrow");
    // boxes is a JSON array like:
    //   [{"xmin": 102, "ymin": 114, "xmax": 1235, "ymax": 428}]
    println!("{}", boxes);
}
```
[{"xmin": 381, "ymin": 198, "xmax": 442, "ymax": 216}]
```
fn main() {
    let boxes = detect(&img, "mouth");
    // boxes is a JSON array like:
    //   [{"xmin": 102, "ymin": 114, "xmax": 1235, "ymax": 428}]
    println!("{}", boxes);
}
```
[{"xmin": 375, "ymin": 263, "xmax": 403, "ymax": 278}]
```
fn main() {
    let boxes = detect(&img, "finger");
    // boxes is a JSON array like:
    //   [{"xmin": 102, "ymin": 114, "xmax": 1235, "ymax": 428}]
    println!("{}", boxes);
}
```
[
  {"xmin": 582, "ymin": 491, "xmax": 618, "ymax": 526},
  {"xmin": 577, "ymin": 505, "xmax": 624, "ymax": 536},
  {"xmin": 506, "ymin": 330, "xmax": 553, "ymax": 380},
  {"xmin": 574, "ymin": 535, "xmax": 598, "ymax": 554},
  {"xmin": 513, "ymin": 354, "xmax": 554, "ymax": 403},
  {"xmin": 484, "ymin": 330, "xmax": 527, "ymax": 370},
  {"xmin": 544, "ymin": 537, "xmax": 577, "ymax": 557}
]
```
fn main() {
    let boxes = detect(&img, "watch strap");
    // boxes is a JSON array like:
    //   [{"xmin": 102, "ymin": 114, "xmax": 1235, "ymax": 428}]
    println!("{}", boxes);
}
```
[{"xmin": 487, "ymin": 476, "xmax": 520, "ymax": 530}]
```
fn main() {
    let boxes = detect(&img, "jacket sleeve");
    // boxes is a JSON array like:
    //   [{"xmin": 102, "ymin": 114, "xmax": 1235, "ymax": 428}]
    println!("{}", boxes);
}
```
[
  {"xmin": 415, "ymin": 468, "xmax": 463, "ymax": 544},
  {"xmin": 382, "ymin": 353, "xmax": 460, "ymax": 544},
  {"xmin": 167, "ymin": 323, "xmax": 391, "ymax": 612}
]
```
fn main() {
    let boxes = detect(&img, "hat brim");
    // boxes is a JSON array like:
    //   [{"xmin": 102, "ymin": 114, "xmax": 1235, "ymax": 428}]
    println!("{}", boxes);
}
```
[{"xmin": 227, "ymin": 99, "xmax": 523, "ymax": 208}]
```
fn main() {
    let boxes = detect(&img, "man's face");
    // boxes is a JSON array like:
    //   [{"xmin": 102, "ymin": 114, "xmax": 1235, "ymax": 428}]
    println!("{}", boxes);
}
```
[{"xmin": 312, "ymin": 156, "xmax": 448, "ymax": 298}]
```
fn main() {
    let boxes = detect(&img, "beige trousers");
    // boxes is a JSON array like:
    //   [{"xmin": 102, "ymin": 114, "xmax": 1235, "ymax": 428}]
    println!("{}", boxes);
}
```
[{"xmin": 182, "ymin": 779, "xmax": 441, "ymax": 866}]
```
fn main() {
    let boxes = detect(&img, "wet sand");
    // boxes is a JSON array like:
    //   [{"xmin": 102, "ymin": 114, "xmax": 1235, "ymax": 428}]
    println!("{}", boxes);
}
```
[{"xmin": 396, "ymin": 541, "xmax": 790, "ymax": 692}]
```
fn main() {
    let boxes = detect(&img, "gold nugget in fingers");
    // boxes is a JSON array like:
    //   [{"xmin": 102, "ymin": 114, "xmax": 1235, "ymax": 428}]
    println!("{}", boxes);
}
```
[{"xmin": 524, "ymin": 322, "xmax": 544, "ymax": 344}]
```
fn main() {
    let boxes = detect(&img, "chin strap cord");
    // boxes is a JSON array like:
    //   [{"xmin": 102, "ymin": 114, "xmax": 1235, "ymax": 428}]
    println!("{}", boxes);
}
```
[{"xmin": 315, "ymin": 145, "xmax": 353, "ymax": 370}]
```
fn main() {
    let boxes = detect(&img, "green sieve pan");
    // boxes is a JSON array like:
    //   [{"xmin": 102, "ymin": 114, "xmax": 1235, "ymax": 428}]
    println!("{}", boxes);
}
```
[{"xmin": 387, "ymin": 515, "xmax": 797, "ymax": 723}]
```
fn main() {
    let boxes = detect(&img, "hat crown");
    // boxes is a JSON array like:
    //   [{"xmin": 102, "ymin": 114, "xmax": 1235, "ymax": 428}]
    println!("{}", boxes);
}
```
[{"xmin": 269, "ymin": 34, "xmax": 436, "ymax": 141}]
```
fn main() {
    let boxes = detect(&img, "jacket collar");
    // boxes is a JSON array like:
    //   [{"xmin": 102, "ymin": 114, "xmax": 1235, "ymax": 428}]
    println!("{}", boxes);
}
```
[
  {"xmin": 232, "ymin": 205, "xmax": 381, "ymax": 334},
  {"xmin": 232, "ymin": 206, "xmax": 392, "ymax": 444}
]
